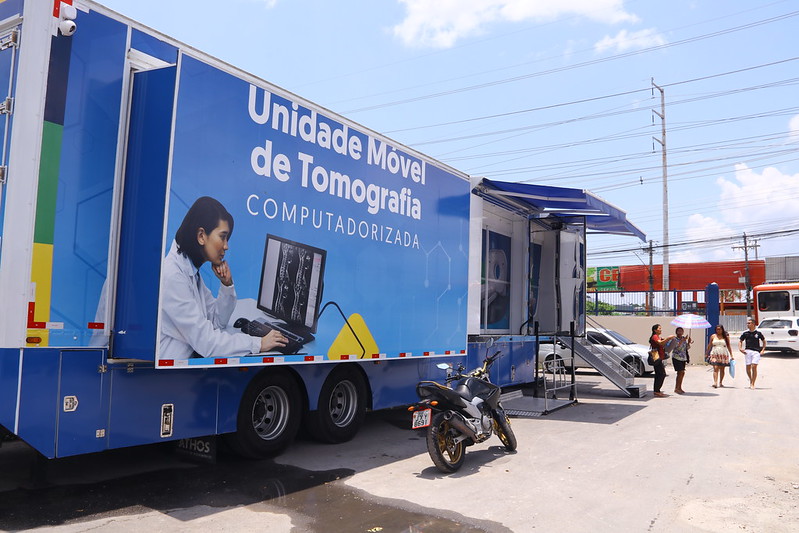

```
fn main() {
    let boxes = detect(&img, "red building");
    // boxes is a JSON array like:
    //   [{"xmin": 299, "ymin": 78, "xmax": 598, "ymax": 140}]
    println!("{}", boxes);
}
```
[
  {"xmin": 617, "ymin": 260, "xmax": 766, "ymax": 292},
  {"xmin": 589, "ymin": 260, "xmax": 767, "ymax": 315}
]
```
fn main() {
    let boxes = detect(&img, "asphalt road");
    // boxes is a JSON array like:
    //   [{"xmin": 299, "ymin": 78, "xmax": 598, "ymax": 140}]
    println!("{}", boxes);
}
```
[{"xmin": 1, "ymin": 352, "xmax": 798, "ymax": 532}]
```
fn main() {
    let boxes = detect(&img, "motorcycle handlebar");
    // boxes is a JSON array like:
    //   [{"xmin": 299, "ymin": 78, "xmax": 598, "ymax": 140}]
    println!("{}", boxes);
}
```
[{"xmin": 445, "ymin": 363, "xmax": 467, "ymax": 382}]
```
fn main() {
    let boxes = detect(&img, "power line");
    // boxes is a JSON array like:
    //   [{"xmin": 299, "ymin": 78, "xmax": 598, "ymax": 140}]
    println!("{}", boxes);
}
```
[
  {"xmin": 412, "ymin": 82, "xmax": 799, "ymax": 150},
  {"xmin": 343, "ymin": 11, "xmax": 799, "ymax": 114},
  {"xmin": 462, "ymin": 122, "xmax": 799, "ymax": 184},
  {"xmin": 385, "ymin": 57, "xmax": 799, "ymax": 136},
  {"xmin": 588, "ymin": 228, "xmax": 799, "ymax": 258}
]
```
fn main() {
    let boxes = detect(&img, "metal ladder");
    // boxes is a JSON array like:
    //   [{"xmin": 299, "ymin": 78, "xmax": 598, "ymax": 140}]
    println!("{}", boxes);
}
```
[{"xmin": 547, "ymin": 323, "xmax": 646, "ymax": 398}]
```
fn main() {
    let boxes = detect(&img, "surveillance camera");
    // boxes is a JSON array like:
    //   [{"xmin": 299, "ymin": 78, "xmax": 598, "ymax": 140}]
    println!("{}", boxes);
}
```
[
  {"xmin": 59, "ymin": 19, "xmax": 76, "ymax": 36},
  {"xmin": 61, "ymin": 4, "xmax": 78, "ymax": 20}
]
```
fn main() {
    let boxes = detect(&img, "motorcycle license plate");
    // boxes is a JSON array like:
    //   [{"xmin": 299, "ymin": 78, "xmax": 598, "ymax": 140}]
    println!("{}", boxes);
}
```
[{"xmin": 412, "ymin": 409, "xmax": 431, "ymax": 429}]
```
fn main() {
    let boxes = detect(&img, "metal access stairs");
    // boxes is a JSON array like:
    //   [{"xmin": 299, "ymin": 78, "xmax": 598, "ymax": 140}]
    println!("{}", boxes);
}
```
[{"xmin": 558, "ymin": 336, "xmax": 647, "ymax": 398}]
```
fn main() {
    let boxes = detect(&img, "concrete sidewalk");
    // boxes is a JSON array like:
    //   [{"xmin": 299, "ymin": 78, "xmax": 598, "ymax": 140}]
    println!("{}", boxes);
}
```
[{"xmin": 276, "ymin": 353, "xmax": 799, "ymax": 532}]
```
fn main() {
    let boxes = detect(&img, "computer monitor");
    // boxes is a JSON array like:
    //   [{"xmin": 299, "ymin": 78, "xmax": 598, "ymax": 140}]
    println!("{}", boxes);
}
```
[{"xmin": 257, "ymin": 234, "xmax": 326, "ymax": 334}]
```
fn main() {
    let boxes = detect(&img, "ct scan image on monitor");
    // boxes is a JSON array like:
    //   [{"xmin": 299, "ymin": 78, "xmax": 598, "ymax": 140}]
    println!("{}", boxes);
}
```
[{"xmin": 257, "ymin": 234, "xmax": 326, "ymax": 338}]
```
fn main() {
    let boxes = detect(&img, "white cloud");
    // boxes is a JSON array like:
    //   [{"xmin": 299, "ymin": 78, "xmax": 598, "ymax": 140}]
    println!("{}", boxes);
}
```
[
  {"xmin": 673, "ymin": 163, "xmax": 799, "ymax": 262},
  {"xmin": 245, "ymin": 0, "xmax": 278, "ymax": 7},
  {"xmin": 593, "ymin": 28, "xmax": 666, "ymax": 54},
  {"xmin": 789, "ymin": 114, "xmax": 799, "ymax": 144},
  {"xmin": 670, "ymin": 213, "xmax": 737, "ymax": 263},
  {"xmin": 392, "ymin": 0, "xmax": 638, "ymax": 48},
  {"xmin": 719, "ymin": 164, "xmax": 799, "ymax": 226}
]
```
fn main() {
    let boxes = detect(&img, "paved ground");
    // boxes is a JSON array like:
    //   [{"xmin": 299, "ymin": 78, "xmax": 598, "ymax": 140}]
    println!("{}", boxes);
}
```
[{"xmin": 1, "ymin": 352, "xmax": 798, "ymax": 532}]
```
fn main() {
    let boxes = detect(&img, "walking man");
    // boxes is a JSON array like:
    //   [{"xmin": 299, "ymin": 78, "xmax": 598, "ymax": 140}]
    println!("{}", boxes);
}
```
[{"xmin": 739, "ymin": 317, "xmax": 765, "ymax": 389}]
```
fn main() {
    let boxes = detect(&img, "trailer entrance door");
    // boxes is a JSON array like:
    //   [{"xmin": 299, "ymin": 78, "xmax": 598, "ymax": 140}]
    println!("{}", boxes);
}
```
[{"xmin": 110, "ymin": 64, "xmax": 176, "ymax": 361}]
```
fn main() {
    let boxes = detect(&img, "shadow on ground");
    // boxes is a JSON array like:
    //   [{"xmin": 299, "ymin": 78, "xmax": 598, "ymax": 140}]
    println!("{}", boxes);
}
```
[{"xmin": 0, "ymin": 411, "xmax": 508, "ymax": 532}]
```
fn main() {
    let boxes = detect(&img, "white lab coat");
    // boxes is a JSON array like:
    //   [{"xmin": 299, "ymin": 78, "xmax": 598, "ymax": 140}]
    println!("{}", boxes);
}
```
[{"xmin": 159, "ymin": 241, "xmax": 260, "ymax": 359}]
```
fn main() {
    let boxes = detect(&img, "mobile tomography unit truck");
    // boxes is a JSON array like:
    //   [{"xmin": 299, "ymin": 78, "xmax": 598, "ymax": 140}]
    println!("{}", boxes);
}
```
[{"xmin": 0, "ymin": 0, "xmax": 645, "ymax": 460}]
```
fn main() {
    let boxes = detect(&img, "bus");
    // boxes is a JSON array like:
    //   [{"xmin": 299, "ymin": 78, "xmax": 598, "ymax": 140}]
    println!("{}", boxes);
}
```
[{"xmin": 753, "ymin": 283, "xmax": 799, "ymax": 323}]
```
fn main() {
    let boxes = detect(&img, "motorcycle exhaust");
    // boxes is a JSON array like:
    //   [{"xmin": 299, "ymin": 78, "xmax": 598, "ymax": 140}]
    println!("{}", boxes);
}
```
[{"xmin": 444, "ymin": 411, "xmax": 478, "ymax": 440}]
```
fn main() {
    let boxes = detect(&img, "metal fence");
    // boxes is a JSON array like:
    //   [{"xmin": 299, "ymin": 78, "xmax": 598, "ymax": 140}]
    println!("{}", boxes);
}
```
[
  {"xmin": 586, "ymin": 290, "xmax": 704, "ymax": 316},
  {"xmin": 585, "ymin": 290, "xmax": 750, "ymax": 334},
  {"xmin": 719, "ymin": 315, "xmax": 749, "ymax": 334}
]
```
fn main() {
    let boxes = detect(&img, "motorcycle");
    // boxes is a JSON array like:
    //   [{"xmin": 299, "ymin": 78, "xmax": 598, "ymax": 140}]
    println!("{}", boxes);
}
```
[{"xmin": 409, "ymin": 340, "xmax": 517, "ymax": 473}]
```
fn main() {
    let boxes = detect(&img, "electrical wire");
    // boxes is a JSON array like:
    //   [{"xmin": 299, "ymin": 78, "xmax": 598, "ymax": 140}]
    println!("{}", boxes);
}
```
[{"xmin": 343, "ymin": 11, "xmax": 799, "ymax": 114}]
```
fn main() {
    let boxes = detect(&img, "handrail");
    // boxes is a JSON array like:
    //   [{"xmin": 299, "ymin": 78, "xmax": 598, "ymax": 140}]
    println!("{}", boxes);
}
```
[{"xmin": 540, "ymin": 319, "xmax": 638, "ymax": 396}]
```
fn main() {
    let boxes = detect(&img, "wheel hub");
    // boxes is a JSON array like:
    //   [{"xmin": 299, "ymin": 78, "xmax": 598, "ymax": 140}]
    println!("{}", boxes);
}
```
[{"xmin": 252, "ymin": 385, "xmax": 291, "ymax": 441}]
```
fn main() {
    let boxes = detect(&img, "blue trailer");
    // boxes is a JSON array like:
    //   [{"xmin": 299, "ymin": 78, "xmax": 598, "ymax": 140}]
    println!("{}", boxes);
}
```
[{"xmin": 0, "ymin": 1, "xmax": 644, "ymax": 459}]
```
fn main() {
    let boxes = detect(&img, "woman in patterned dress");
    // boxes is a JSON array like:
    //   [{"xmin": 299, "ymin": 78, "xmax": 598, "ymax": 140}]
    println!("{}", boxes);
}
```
[{"xmin": 705, "ymin": 324, "xmax": 733, "ymax": 388}]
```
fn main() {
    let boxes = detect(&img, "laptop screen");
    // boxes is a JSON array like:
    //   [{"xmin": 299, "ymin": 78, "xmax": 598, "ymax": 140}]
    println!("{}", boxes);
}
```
[{"xmin": 257, "ymin": 234, "xmax": 326, "ymax": 333}]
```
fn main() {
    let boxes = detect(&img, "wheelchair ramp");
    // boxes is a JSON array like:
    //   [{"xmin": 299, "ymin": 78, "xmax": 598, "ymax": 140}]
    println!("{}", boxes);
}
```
[{"xmin": 500, "ymin": 390, "xmax": 576, "ymax": 417}]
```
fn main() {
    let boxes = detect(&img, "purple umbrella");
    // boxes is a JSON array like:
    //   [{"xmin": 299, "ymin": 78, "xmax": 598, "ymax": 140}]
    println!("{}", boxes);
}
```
[
  {"xmin": 670, "ymin": 313, "xmax": 711, "ymax": 339},
  {"xmin": 671, "ymin": 313, "xmax": 711, "ymax": 329}
]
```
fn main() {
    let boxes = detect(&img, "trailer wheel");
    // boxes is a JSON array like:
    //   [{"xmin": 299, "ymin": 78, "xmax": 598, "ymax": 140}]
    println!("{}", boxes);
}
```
[
  {"xmin": 228, "ymin": 370, "xmax": 302, "ymax": 459},
  {"xmin": 306, "ymin": 365, "xmax": 367, "ymax": 443}
]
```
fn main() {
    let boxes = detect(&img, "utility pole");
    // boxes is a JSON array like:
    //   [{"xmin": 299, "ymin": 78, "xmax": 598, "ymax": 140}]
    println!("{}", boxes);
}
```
[
  {"xmin": 647, "ymin": 240, "xmax": 654, "ymax": 316},
  {"xmin": 732, "ymin": 233, "xmax": 759, "ymax": 317},
  {"xmin": 652, "ymin": 79, "xmax": 669, "ymax": 291},
  {"xmin": 744, "ymin": 237, "xmax": 760, "ymax": 260}
]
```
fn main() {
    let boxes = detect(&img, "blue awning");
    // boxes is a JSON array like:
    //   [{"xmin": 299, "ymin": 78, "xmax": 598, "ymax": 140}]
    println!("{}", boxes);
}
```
[{"xmin": 473, "ymin": 178, "xmax": 646, "ymax": 241}]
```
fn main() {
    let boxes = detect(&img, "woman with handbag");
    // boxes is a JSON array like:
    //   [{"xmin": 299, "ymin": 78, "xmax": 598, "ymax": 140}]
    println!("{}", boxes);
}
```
[
  {"xmin": 649, "ymin": 324, "xmax": 676, "ymax": 398},
  {"xmin": 705, "ymin": 324, "xmax": 733, "ymax": 388}
]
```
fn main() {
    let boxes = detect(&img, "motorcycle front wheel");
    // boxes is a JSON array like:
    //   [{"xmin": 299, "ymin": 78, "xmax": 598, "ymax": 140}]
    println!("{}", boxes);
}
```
[
  {"xmin": 493, "ymin": 408, "xmax": 517, "ymax": 452},
  {"xmin": 426, "ymin": 412, "xmax": 466, "ymax": 473}
]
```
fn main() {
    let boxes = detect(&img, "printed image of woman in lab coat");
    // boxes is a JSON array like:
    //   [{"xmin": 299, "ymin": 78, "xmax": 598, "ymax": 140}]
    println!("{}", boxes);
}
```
[{"xmin": 159, "ymin": 196, "xmax": 286, "ymax": 359}]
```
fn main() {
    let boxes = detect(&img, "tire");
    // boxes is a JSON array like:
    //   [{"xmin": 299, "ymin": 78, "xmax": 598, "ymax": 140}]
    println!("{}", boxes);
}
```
[
  {"xmin": 493, "ymin": 408, "xmax": 517, "ymax": 451},
  {"xmin": 543, "ymin": 354, "xmax": 565, "ymax": 374},
  {"xmin": 306, "ymin": 365, "xmax": 367, "ymax": 444},
  {"xmin": 426, "ymin": 411, "xmax": 466, "ymax": 473},
  {"xmin": 622, "ymin": 356, "xmax": 643, "ymax": 377},
  {"xmin": 226, "ymin": 370, "xmax": 302, "ymax": 459}
]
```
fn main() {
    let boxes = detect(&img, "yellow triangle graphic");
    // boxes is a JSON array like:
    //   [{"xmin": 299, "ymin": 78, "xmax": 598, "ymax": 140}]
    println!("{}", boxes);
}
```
[{"xmin": 327, "ymin": 313, "xmax": 379, "ymax": 360}]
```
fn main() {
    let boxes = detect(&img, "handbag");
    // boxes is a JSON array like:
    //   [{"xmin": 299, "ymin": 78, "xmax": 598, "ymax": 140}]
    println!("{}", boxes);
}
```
[{"xmin": 647, "ymin": 349, "xmax": 660, "ymax": 366}]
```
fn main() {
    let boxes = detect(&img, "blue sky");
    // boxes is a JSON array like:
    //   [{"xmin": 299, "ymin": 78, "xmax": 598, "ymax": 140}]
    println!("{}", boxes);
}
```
[{"xmin": 98, "ymin": 0, "xmax": 799, "ymax": 269}]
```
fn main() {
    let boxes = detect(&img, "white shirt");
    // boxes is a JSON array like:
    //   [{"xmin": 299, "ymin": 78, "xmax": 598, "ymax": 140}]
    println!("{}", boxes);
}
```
[{"xmin": 159, "ymin": 241, "xmax": 260, "ymax": 360}]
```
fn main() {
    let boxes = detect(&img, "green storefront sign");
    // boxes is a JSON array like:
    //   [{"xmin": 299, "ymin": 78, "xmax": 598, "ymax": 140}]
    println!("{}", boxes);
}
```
[{"xmin": 587, "ymin": 266, "xmax": 620, "ymax": 291}]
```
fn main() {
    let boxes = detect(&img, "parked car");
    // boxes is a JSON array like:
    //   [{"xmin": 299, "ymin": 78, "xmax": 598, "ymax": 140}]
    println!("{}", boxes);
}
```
[
  {"xmin": 757, "ymin": 317, "xmax": 799, "ymax": 353},
  {"xmin": 538, "ymin": 327, "xmax": 655, "ymax": 376}
]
